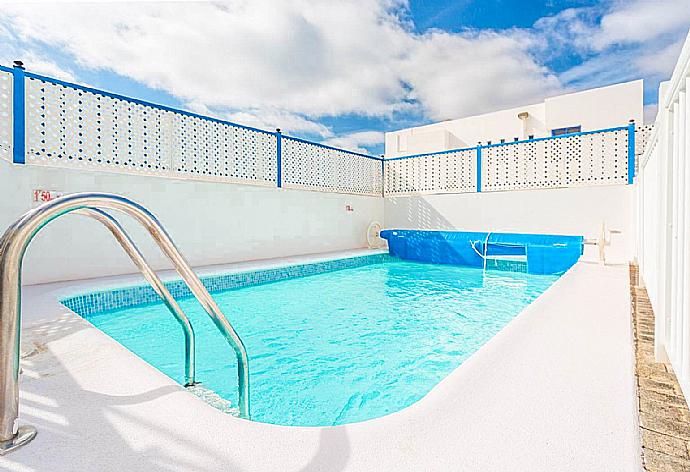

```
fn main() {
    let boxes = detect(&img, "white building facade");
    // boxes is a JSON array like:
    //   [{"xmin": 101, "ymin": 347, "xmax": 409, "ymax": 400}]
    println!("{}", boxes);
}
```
[{"xmin": 385, "ymin": 80, "xmax": 644, "ymax": 158}]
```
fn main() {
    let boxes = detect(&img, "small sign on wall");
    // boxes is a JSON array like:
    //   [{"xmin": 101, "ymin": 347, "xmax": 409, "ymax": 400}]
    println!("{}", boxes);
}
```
[{"xmin": 32, "ymin": 189, "xmax": 64, "ymax": 208}]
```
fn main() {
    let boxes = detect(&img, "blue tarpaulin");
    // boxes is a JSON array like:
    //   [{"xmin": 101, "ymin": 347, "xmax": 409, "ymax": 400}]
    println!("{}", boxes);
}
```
[{"xmin": 380, "ymin": 229, "xmax": 583, "ymax": 275}]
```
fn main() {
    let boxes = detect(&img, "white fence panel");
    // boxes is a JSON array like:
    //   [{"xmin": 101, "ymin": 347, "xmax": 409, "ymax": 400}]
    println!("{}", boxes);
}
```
[
  {"xmin": 482, "ymin": 129, "xmax": 628, "ymax": 192},
  {"xmin": 383, "ymin": 148, "xmax": 476, "ymax": 196},
  {"xmin": 172, "ymin": 114, "xmax": 277, "ymax": 185},
  {"xmin": 0, "ymin": 69, "xmax": 12, "ymax": 162},
  {"xmin": 281, "ymin": 137, "xmax": 382, "ymax": 196},
  {"xmin": 25, "ymin": 76, "xmax": 174, "ymax": 174},
  {"xmin": 24, "ymin": 74, "xmax": 278, "ymax": 186}
]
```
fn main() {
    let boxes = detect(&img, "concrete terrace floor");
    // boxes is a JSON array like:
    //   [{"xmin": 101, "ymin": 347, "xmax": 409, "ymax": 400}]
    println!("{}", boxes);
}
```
[
  {"xmin": 1, "ymin": 251, "xmax": 640, "ymax": 471},
  {"xmin": 630, "ymin": 266, "xmax": 690, "ymax": 471}
]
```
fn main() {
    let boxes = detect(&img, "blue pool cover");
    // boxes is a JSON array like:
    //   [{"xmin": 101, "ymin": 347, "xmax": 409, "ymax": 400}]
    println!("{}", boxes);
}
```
[{"xmin": 380, "ymin": 230, "xmax": 584, "ymax": 275}]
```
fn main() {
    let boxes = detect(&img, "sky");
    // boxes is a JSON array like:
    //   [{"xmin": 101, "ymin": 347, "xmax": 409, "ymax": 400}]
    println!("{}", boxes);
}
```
[{"xmin": 0, "ymin": 0, "xmax": 688, "ymax": 155}]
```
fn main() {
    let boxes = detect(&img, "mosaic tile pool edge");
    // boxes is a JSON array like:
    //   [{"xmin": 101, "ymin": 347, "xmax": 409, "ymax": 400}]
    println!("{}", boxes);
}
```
[{"xmin": 61, "ymin": 253, "xmax": 393, "ymax": 318}]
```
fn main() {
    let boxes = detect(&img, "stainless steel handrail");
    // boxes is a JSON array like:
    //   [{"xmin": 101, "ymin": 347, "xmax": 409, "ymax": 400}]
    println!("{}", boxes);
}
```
[
  {"xmin": 74, "ymin": 208, "xmax": 196, "ymax": 387},
  {"xmin": 0, "ymin": 193, "xmax": 250, "ymax": 455}
]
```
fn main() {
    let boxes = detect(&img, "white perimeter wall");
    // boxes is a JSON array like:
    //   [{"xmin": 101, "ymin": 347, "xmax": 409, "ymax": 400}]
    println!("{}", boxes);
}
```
[
  {"xmin": 0, "ymin": 161, "xmax": 634, "ymax": 284},
  {"xmin": 384, "ymin": 185, "xmax": 633, "ymax": 264},
  {"xmin": 0, "ymin": 160, "xmax": 384, "ymax": 285}
]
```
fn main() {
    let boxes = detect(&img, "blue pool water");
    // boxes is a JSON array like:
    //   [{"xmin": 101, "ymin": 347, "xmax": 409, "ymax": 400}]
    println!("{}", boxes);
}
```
[{"xmin": 82, "ymin": 260, "xmax": 558, "ymax": 426}]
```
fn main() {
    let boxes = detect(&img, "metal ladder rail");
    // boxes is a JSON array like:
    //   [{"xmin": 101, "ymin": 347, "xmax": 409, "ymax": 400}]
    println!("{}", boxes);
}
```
[
  {"xmin": 73, "ymin": 201, "xmax": 250, "ymax": 416},
  {"xmin": 74, "ymin": 208, "xmax": 196, "ymax": 387},
  {"xmin": 0, "ymin": 193, "xmax": 250, "ymax": 455},
  {"xmin": 482, "ymin": 232, "xmax": 492, "ymax": 271}
]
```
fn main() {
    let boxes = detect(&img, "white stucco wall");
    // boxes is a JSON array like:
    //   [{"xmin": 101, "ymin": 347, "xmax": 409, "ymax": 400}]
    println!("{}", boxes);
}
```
[
  {"xmin": 384, "ymin": 185, "xmax": 633, "ymax": 264},
  {"xmin": 545, "ymin": 81, "xmax": 643, "ymax": 132},
  {"xmin": 0, "ymin": 160, "xmax": 384, "ymax": 285},
  {"xmin": 385, "ymin": 80, "xmax": 644, "ymax": 157}
]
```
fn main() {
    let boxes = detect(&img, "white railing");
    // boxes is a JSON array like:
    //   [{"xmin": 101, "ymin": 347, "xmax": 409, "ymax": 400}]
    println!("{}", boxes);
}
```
[
  {"xmin": 384, "ymin": 148, "xmax": 477, "ymax": 196},
  {"xmin": 636, "ymin": 30, "xmax": 690, "ymax": 400},
  {"xmin": 482, "ymin": 128, "xmax": 630, "ymax": 191},
  {"xmin": 3, "ymin": 65, "xmax": 383, "ymax": 196},
  {"xmin": 0, "ymin": 69, "xmax": 11, "ymax": 162},
  {"xmin": 24, "ymin": 72, "xmax": 278, "ymax": 187},
  {"xmin": 2, "ymin": 64, "xmax": 645, "ymax": 199},
  {"xmin": 383, "ymin": 125, "xmax": 637, "ymax": 196},
  {"xmin": 281, "ymin": 136, "xmax": 382, "ymax": 195}
]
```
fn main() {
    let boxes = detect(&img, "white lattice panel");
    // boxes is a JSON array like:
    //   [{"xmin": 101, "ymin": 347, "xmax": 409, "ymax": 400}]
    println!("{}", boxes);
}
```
[
  {"xmin": 636, "ymin": 124, "xmax": 654, "ymax": 156},
  {"xmin": 26, "ymin": 76, "xmax": 173, "ymax": 173},
  {"xmin": 482, "ymin": 129, "xmax": 628, "ymax": 191},
  {"xmin": 0, "ymin": 70, "xmax": 12, "ymax": 162},
  {"xmin": 383, "ymin": 149, "xmax": 476, "ymax": 196},
  {"xmin": 25, "ymin": 76, "xmax": 277, "ymax": 186},
  {"xmin": 282, "ymin": 138, "xmax": 382, "ymax": 195},
  {"xmin": 172, "ymin": 116, "xmax": 277, "ymax": 185},
  {"xmin": 565, "ymin": 130, "xmax": 627, "ymax": 186},
  {"xmin": 483, "ymin": 140, "xmax": 560, "ymax": 191}
]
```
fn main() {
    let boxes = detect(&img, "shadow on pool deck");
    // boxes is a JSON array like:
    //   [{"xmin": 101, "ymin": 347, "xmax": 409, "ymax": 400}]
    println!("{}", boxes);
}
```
[
  {"xmin": 299, "ymin": 427, "xmax": 350, "ymax": 472},
  {"xmin": 11, "ymin": 314, "xmax": 247, "ymax": 472},
  {"xmin": 8, "ymin": 309, "xmax": 357, "ymax": 472}
]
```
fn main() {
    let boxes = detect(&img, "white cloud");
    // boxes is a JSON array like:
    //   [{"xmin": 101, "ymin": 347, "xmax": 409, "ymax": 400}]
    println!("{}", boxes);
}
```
[
  {"xmin": 0, "ymin": 38, "xmax": 78, "ymax": 83},
  {"xmin": 0, "ymin": 0, "xmax": 563, "ymax": 125},
  {"xmin": 591, "ymin": 0, "xmax": 690, "ymax": 50},
  {"xmin": 0, "ymin": 1, "xmax": 410, "ymax": 116},
  {"xmin": 536, "ymin": 0, "xmax": 690, "ymax": 94},
  {"xmin": 402, "ymin": 29, "xmax": 561, "ymax": 121},
  {"xmin": 0, "ymin": 0, "xmax": 687, "ymax": 142},
  {"xmin": 322, "ymin": 131, "xmax": 384, "ymax": 154},
  {"xmin": 224, "ymin": 109, "xmax": 332, "ymax": 137},
  {"xmin": 20, "ymin": 52, "xmax": 77, "ymax": 82},
  {"xmin": 634, "ymin": 37, "xmax": 686, "ymax": 77}
]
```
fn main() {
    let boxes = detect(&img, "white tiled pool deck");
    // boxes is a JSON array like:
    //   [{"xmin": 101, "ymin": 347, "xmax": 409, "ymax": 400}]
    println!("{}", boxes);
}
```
[{"xmin": 2, "ymin": 250, "xmax": 640, "ymax": 471}]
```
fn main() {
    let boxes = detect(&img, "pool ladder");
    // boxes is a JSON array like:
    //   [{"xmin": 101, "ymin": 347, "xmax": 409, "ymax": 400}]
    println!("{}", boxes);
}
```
[{"xmin": 0, "ymin": 193, "xmax": 250, "ymax": 455}]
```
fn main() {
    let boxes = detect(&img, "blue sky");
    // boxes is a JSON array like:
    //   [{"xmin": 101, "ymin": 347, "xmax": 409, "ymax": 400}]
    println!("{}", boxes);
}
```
[
  {"xmin": 410, "ymin": 0, "xmax": 599, "ymax": 31},
  {"xmin": 0, "ymin": 0, "xmax": 688, "ymax": 155}
]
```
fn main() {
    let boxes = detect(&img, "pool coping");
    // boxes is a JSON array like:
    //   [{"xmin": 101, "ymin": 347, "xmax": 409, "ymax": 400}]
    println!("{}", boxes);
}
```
[
  {"xmin": 3, "ymin": 251, "xmax": 640, "ymax": 471},
  {"xmin": 61, "ymin": 251, "xmax": 393, "ymax": 317}
]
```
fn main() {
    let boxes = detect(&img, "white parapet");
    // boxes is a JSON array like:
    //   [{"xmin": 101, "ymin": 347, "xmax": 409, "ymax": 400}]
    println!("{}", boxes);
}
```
[{"xmin": 636, "ymin": 29, "xmax": 690, "ymax": 399}]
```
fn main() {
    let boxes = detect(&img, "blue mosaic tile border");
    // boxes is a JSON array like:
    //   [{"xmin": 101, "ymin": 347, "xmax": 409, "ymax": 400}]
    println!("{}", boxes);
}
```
[{"xmin": 62, "ymin": 253, "xmax": 393, "ymax": 318}]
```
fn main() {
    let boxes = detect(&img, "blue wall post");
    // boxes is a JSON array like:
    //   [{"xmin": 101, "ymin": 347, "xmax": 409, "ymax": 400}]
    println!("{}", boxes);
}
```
[
  {"xmin": 275, "ymin": 128, "xmax": 282, "ymax": 188},
  {"xmin": 12, "ymin": 62, "xmax": 25, "ymax": 165},
  {"xmin": 627, "ymin": 120, "xmax": 635, "ymax": 184},
  {"xmin": 476, "ymin": 144, "xmax": 482, "ymax": 192}
]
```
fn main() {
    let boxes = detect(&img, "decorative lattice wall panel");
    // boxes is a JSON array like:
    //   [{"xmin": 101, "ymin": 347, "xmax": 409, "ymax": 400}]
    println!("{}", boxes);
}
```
[
  {"xmin": 482, "ymin": 129, "xmax": 628, "ymax": 191},
  {"xmin": 482, "ymin": 140, "xmax": 562, "ymax": 191},
  {"xmin": 281, "ymin": 137, "xmax": 382, "ymax": 195},
  {"xmin": 383, "ymin": 149, "xmax": 476, "ymax": 196},
  {"xmin": 0, "ymin": 69, "xmax": 12, "ymax": 161},
  {"xmin": 172, "ymin": 115, "xmax": 276, "ymax": 185},
  {"xmin": 26, "ymin": 76, "xmax": 174, "ymax": 174},
  {"xmin": 24, "ymin": 75, "xmax": 277, "ymax": 186},
  {"xmin": 636, "ymin": 124, "xmax": 654, "ymax": 157}
]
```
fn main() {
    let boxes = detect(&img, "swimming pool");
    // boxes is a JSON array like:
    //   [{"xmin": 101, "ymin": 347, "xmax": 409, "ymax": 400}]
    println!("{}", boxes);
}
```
[{"xmin": 67, "ymin": 257, "xmax": 558, "ymax": 426}]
